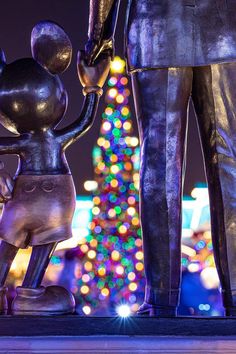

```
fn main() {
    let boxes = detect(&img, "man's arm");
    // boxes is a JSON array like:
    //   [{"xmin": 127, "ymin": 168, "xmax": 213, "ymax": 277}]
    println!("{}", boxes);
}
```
[{"xmin": 86, "ymin": 0, "xmax": 121, "ymax": 64}]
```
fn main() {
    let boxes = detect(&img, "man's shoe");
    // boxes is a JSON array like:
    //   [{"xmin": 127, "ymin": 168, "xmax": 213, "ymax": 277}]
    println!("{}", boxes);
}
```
[
  {"xmin": 137, "ymin": 302, "xmax": 177, "ymax": 317},
  {"xmin": 11, "ymin": 285, "xmax": 75, "ymax": 315}
]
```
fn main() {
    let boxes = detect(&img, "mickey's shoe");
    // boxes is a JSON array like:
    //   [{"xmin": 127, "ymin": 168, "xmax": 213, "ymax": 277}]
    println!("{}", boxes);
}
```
[
  {"xmin": 11, "ymin": 285, "xmax": 75, "ymax": 315},
  {"xmin": 0, "ymin": 286, "xmax": 8, "ymax": 315}
]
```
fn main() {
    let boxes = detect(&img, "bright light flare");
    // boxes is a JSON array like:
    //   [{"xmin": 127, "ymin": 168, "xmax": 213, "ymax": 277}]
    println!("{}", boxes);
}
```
[{"xmin": 117, "ymin": 304, "xmax": 131, "ymax": 318}]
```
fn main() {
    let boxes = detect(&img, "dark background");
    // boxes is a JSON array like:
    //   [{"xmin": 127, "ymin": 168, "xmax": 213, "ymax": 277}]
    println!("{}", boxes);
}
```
[{"xmin": 0, "ymin": 0, "xmax": 205, "ymax": 195}]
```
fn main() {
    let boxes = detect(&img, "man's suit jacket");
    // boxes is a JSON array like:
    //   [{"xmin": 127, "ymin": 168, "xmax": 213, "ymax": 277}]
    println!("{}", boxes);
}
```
[{"xmin": 125, "ymin": 0, "xmax": 236, "ymax": 72}]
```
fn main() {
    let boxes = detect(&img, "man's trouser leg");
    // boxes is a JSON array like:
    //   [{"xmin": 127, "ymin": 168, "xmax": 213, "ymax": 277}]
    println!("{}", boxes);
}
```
[
  {"xmin": 131, "ymin": 68, "xmax": 192, "ymax": 315},
  {"xmin": 192, "ymin": 63, "xmax": 236, "ymax": 316}
]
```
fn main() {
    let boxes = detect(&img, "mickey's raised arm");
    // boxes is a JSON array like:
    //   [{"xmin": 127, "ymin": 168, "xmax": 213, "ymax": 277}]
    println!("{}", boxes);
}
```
[{"xmin": 57, "ymin": 50, "xmax": 110, "ymax": 149}]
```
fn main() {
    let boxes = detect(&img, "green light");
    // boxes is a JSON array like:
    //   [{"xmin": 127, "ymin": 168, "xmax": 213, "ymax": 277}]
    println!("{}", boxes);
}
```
[
  {"xmin": 137, "ymin": 229, "xmax": 142, "ymax": 236},
  {"xmin": 114, "ymin": 206, "xmax": 122, "ymax": 214},
  {"xmin": 112, "ymin": 128, "xmax": 121, "ymax": 137}
]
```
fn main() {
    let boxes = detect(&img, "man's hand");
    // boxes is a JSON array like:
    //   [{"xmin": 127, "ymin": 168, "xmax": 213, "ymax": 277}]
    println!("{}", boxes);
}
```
[
  {"xmin": 77, "ymin": 50, "xmax": 111, "ymax": 90},
  {"xmin": 85, "ymin": 38, "xmax": 114, "ymax": 66},
  {"xmin": 0, "ymin": 162, "xmax": 14, "ymax": 203}
]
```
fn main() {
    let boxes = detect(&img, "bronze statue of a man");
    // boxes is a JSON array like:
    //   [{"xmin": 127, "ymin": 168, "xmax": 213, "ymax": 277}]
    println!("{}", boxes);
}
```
[{"xmin": 85, "ymin": 0, "xmax": 236, "ymax": 316}]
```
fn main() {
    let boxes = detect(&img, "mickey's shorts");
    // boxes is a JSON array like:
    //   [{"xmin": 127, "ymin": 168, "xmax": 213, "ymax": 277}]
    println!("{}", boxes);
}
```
[{"xmin": 0, "ymin": 174, "xmax": 76, "ymax": 248}]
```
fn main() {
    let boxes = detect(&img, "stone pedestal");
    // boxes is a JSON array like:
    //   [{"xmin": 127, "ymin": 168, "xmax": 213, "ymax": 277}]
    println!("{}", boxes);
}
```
[{"xmin": 0, "ymin": 316, "xmax": 236, "ymax": 353}]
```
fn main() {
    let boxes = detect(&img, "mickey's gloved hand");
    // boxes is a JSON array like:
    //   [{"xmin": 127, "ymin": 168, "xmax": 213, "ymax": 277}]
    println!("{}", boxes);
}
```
[
  {"xmin": 0, "ymin": 162, "xmax": 14, "ymax": 203},
  {"xmin": 77, "ymin": 50, "xmax": 111, "ymax": 96}
]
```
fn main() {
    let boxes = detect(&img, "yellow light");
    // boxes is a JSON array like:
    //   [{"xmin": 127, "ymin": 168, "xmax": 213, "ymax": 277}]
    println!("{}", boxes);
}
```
[
  {"xmin": 105, "ymin": 107, "xmax": 113, "ymax": 116},
  {"xmin": 110, "ymin": 165, "xmax": 120, "ymax": 174},
  {"xmin": 188, "ymin": 263, "xmax": 200, "ymax": 273},
  {"xmin": 93, "ymin": 196, "xmax": 101, "ymax": 205},
  {"xmin": 110, "ymin": 56, "xmax": 126, "ymax": 73},
  {"xmin": 98, "ymin": 267, "xmax": 106, "ymax": 276},
  {"xmin": 119, "ymin": 225, "xmax": 127, "ymax": 234},
  {"xmin": 204, "ymin": 231, "xmax": 212, "ymax": 239},
  {"xmin": 128, "ymin": 272, "xmax": 136, "ymax": 281},
  {"xmin": 130, "ymin": 137, "xmax": 139, "ymax": 147},
  {"xmin": 82, "ymin": 306, "xmax": 91, "ymax": 315},
  {"xmin": 108, "ymin": 208, "xmax": 116, "ymax": 218},
  {"xmin": 97, "ymin": 137, "xmax": 105, "ymax": 146},
  {"xmin": 82, "ymin": 274, "xmax": 90, "ymax": 283},
  {"xmin": 89, "ymin": 221, "xmax": 96, "ymax": 230},
  {"xmin": 121, "ymin": 107, "xmax": 129, "ymax": 116},
  {"xmin": 108, "ymin": 88, "xmax": 118, "ymax": 98},
  {"xmin": 90, "ymin": 239, "xmax": 98, "ymax": 248},
  {"xmin": 133, "ymin": 173, "xmax": 139, "ymax": 181},
  {"xmin": 102, "ymin": 121, "xmax": 111, "ymax": 131},
  {"xmin": 135, "ymin": 262, "xmax": 144, "ymax": 271},
  {"xmin": 111, "ymin": 250, "xmax": 120, "ymax": 261},
  {"xmin": 123, "ymin": 121, "xmax": 132, "ymax": 131},
  {"xmin": 127, "ymin": 207, "xmax": 136, "ymax": 216},
  {"xmin": 135, "ymin": 251, "xmax": 143, "ymax": 260},
  {"xmin": 88, "ymin": 250, "xmax": 96, "ymax": 259},
  {"xmin": 98, "ymin": 162, "xmax": 105, "ymax": 170},
  {"xmin": 101, "ymin": 288, "xmax": 109, "ymax": 296},
  {"xmin": 92, "ymin": 207, "xmax": 100, "ymax": 215},
  {"xmin": 116, "ymin": 94, "xmax": 124, "ymax": 104},
  {"xmin": 110, "ymin": 154, "xmax": 118, "ymax": 163},
  {"xmin": 110, "ymin": 179, "xmax": 118, "ymax": 188},
  {"xmin": 84, "ymin": 261, "xmax": 93, "ymax": 272},
  {"xmin": 181, "ymin": 245, "xmax": 196, "ymax": 257},
  {"xmin": 200, "ymin": 267, "xmax": 219, "ymax": 289},
  {"xmin": 78, "ymin": 237, "xmax": 86, "ymax": 245},
  {"xmin": 81, "ymin": 285, "xmax": 90, "ymax": 294},
  {"xmin": 116, "ymin": 265, "xmax": 124, "ymax": 275},
  {"xmin": 129, "ymin": 282, "xmax": 138, "ymax": 291},
  {"xmin": 84, "ymin": 180, "xmax": 98, "ymax": 191},
  {"xmin": 81, "ymin": 244, "xmax": 89, "ymax": 253},
  {"xmin": 132, "ymin": 217, "xmax": 139, "ymax": 226},
  {"xmin": 191, "ymin": 188, "xmax": 198, "ymax": 199},
  {"xmin": 114, "ymin": 119, "xmax": 122, "ymax": 128},
  {"xmin": 104, "ymin": 140, "xmax": 110, "ymax": 148}
]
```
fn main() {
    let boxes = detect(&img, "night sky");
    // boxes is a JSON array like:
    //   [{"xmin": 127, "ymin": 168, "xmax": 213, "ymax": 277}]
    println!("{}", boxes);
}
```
[{"xmin": 0, "ymin": 0, "xmax": 206, "ymax": 195}]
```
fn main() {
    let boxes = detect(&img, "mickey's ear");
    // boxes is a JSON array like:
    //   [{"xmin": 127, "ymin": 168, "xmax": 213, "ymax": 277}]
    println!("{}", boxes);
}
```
[
  {"xmin": 31, "ymin": 21, "xmax": 72, "ymax": 75},
  {"xmin": 0, "ymin": 49, "xmax": 6, "ymax": 74}
]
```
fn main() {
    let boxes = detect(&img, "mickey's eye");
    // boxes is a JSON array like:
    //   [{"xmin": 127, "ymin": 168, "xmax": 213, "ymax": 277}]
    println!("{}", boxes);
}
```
[
  {"xmin": 31, "ymin": 21, "xmax": 72, "ymax": 75},
  {"xmin": 37, "ymin": 101, "xmax": 47, "ymax": 112},
  {"xmin": 12, "ymin": 101, "xmax": 23, "ymax": 112}
]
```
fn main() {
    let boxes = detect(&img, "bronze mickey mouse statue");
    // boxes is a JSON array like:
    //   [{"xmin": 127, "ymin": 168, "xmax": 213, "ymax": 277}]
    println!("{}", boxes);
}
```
[{"xmin": 0, "ymin": 21, "xmax": 110, "ymax": 315}]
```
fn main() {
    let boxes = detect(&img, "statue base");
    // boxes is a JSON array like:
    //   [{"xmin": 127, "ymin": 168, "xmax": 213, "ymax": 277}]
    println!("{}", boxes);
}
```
[{"xmin": 0, "ymin": 316, "xmax": 235, "ymax": 353}]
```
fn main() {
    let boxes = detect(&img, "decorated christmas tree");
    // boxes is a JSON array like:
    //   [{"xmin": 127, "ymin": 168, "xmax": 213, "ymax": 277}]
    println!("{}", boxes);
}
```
[{"xmin": 76, "ymin": 57, "xmax": 145, "ymax": 316}]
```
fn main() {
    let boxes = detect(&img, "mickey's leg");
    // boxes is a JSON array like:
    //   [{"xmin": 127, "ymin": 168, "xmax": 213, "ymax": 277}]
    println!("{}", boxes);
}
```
[
  {"xmin": 131, "ymin": 68, "xmax": 193, "ymax": 316},
  {"xmin": 22, "ymin": 243, "xmax": 57, "ymax": 288},
  {"xmin": 0, "ymin": 241, "xmax": 18, "ymax": 314},
  {"xmin": 12, "ymin": 242, "xmax": 75, "ymax": 315}
]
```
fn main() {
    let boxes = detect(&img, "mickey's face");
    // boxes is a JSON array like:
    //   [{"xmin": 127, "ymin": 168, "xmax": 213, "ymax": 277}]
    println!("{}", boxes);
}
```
[
  {"xmin": 0, "ymin": 21, "xmax": 72, "ymax": 135},
  {"xmin": 0, "ymin": 59, "xmax": 68, "ymax": 134}
]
